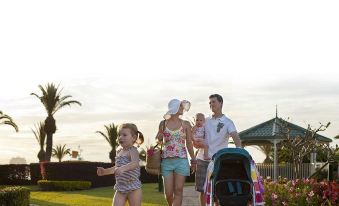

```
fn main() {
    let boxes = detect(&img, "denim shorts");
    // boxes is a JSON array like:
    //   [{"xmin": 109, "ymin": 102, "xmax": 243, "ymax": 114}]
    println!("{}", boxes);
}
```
[{"xmin": 161, "ymin": 158, "xmax": 190, "ymax": 177}]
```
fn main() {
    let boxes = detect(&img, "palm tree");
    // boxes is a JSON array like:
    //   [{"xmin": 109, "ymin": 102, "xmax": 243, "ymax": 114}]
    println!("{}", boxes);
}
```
[
  {"xmin": 32, "ymin": 122, "xmax": 46, "ymax": 162},
  {"xmin": 96, "ymin": 123, "xmax": 118, "ymax": 163},
  {"xmin": 0, "ymin": 110, "xmax": 19, "ymax": 132},
  {"xmin": 256, "ymin": 145, "xmax": 273, "ymax": 163},
  {"xmin": 52, "ymin": 144, "xmax": 71, "ymax": 162},
  {"xmin": 335, "ymin": 135, "xmax": 339, "ymax": 139},
  {"xmin": 31, "ymin": 83, "xmax": 81, "ymax": 162}
]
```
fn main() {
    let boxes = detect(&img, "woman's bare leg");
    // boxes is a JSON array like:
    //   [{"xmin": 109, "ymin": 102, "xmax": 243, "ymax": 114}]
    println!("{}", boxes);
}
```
[
  {"xmin": 173, "ymin": 173, "xmax": 186, "ymax": 206},
  {"xmin": 163, "ymin": 173, "xmax": 174, "ymax": 206}
]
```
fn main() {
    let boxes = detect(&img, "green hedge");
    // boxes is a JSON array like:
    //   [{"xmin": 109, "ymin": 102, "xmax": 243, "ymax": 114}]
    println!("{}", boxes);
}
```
[
  {"xmin": 0, "ymin": 164, "xmax": 31, "ymax": 185},
  {"xmin": 38, "ymin": 180, "xmax": 92, "ymax": 191},
  {"xmin": 0, "ymin": 186, "xmax": 30, "ymax": 206},
  {"xmin": 38, "ymin": 161, "xmax": 115, "ymax": 187}
]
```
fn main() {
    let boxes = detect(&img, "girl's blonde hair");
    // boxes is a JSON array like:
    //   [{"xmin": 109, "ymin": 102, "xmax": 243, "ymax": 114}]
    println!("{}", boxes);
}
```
[
  {"xmin": 118, "ymin": 123, "xmax": 144, "ymax": 145},
  {"xmin": 196, "ymin": 113, "xmax": 205, "ymax": 119}
]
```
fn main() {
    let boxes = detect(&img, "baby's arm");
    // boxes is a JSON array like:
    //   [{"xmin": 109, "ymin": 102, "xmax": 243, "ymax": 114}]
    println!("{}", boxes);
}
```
[
  {"xmin": 97, "ymin": 166, "xmax": 115, "ymax": 176},
  {"xmin": 115, "ymin": 148, "xmax": 139, "ymax": 175}
]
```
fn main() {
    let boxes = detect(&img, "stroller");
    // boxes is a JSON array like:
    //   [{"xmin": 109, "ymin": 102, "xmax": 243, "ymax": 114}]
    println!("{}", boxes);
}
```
[{"xmin": 206, "ymin": 148, "xmax": 264, "ymax": 206}]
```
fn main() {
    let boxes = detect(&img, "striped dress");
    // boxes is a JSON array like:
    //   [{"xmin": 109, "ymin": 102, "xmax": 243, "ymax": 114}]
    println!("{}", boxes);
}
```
[{"xmin": 114, "ymin": 147, "xmax": 141, "ymax": 193}]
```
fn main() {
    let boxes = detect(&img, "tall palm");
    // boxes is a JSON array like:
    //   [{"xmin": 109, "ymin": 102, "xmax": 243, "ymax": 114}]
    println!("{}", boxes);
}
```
[
  {"xmin": 0, "ymin": 111, "xmax": 19, "ymax": 132},
  {"xmin": 96, "ymin": 123, "xmax": 118, "ymax": 163},
  {"xmin": 256, "ymin": 145, "xmax": 273, "ymax": 163},
  {"xmin": 32, "ymin": 122, "xmax": 46, "ymax": 162},
  {"xmin": 31, "ymin": 83, "xmax": 81, "ymax": 162},
  {"xmin": 335, "ymin": 135, "xmax": 339, "ymax": 139},
  {"xmin": 52, "ymin": 144, "xmax": 71, "ymax": 162}
]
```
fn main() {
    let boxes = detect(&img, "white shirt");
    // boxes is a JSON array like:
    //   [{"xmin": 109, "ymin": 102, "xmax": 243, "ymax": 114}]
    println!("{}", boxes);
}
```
[{"xmin": 196, "ymin": 115, "xmax": 237, "ymax": 161}]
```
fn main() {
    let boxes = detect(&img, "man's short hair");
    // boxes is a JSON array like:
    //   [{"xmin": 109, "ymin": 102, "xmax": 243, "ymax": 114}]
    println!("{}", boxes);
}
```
[{"xmin": 209, "ymin": 94, "xmax": 223, "ymax": 104}]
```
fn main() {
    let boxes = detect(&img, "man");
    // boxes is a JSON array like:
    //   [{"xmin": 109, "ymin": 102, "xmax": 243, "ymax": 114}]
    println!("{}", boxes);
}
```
[{"xmin": 194, "ymin": 94, "xmax": 242, "ymax": 206}]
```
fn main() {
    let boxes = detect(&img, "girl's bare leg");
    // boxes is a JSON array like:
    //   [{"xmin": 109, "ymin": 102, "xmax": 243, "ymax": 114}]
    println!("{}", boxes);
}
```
[
  {"xmin": 127, "ymin": 188, "xmax": 142, "ymax": 206},
  {"xmin": 113, "ymin": 191, "xmax": 127, "ymax": 206}
]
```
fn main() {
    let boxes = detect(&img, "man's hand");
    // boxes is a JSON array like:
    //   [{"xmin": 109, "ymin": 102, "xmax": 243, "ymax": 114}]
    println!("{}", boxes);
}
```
[{"xmin": 190, "ymin": 158, "xmax": 197, "ymax": 173}]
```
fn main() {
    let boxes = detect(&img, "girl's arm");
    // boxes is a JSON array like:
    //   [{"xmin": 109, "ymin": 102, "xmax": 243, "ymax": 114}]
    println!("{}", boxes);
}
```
[
  {"xmin": 115, "ymin": 147, "xmax": 139, "ymax": 175},
  {"xmin": 97, "ymin": 166, "xmax": 115, "ymax": 176}
]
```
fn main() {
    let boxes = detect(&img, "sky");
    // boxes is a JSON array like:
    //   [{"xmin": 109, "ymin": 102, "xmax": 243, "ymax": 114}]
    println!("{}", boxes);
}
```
[{"xmin": 0, "ymin": 1, "xmax": 338, "ymax": 164}]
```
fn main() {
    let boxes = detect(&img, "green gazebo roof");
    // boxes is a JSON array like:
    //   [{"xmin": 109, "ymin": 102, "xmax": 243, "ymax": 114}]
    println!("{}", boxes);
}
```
[{"xmin": 239, "ymin": 117, "xmax": 332, "ymax": 145}]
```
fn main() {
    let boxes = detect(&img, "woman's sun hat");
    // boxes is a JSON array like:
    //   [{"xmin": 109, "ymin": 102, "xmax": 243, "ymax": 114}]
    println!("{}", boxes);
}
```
[{"xmin": 163, "ymin": 99, "xmax": 191, "ymax": 119}]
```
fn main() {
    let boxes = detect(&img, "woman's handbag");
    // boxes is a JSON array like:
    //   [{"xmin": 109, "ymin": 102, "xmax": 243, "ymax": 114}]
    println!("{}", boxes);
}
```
[
  {"xmin": 145, "ymin": 143, "xmax": 162, "ymax": 175},
  {"xmin": 145, "ymin": 121, "xmax": 165, "ymax": 175}
]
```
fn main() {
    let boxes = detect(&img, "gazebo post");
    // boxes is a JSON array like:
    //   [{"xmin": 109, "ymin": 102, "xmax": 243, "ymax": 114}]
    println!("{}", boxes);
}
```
[{"xmin": 273, "ymin": 139, "xmax": 277, "ymax": 181}]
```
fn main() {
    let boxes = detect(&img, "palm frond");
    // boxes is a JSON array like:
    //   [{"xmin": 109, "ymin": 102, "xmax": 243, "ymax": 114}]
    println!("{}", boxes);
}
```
[
  {"xmin": 96, "ymin": 123, "xmax": 118, "ymax": 149},
  {"xmin": 31, "ymin": 83, "xmax": 82, "ymax": 116},
  {"xmin": 0, "ymin": 111, "xmax": 19, "ymax": 132},
  {"xmin": 52, "ymin": 144, "xmax": 71, "ymax": 162},
  {"xmin": 53, "ymin": 100, "xmax": 82, "ymax": 114},
  {"xmin": 32, "ymin": 122, "xmax": 46, "ymax": 148}
]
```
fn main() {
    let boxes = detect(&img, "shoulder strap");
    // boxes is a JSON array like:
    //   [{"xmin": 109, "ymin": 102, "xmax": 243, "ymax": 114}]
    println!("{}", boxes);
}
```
[{"xmin": 162, "ymin": 120, "xmax": 166, "ymax": 131}]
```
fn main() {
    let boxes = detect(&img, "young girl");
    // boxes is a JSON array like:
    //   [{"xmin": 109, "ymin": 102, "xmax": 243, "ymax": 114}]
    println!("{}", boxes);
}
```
[
  {"xmin": 192, "ymin": 113, "xmax": 209, "ymax": 160},
  {"xmin": 97, "ymin": 123, "xmax": 144, "ymax": 206}
]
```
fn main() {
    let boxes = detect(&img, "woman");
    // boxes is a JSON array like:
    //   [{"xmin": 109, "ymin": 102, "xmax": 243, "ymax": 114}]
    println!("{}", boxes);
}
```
[{"xmin": 156, "ymin": 99, "xmax": 196, "ymax": 206}]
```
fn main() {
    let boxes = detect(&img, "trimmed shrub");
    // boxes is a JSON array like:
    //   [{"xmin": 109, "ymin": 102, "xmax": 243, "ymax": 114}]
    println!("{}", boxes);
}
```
[
  {"xmin": 29, "ymin": 163, "xmax": 42, "ymax": 184},
  {"xmin": 0, "ymin": 164, "xmax": 31, "ymax": 185},
  {"xmin": 38, "ymin": 180, "xmax": 91, "ymax": 191},
  {"xmin": 40, "ymin": 161, "xmax": 115, "ymax": 187},
  {"xmin": 0, "ymin": 186, "xmax": 30, "ymax": 206},
  {"xmin": 37, "ymin": 162, "xmax": 195, "ymax": 187}
]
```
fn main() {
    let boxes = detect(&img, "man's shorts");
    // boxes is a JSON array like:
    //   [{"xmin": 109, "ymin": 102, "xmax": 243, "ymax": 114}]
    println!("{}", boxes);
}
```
[
  {"xmin": 195, "ymin": 159, "xmax": 210, "ymax": 192},
  {"xmin": 161, "ymin": 158, "xmax": 190, "ymax": 177}
]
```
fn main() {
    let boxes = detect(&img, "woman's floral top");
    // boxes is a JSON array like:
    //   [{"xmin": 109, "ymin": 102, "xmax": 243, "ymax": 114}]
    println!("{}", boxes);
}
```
[{"xmin": 162, "ymin": 123, "xmax": 188, "ymax": 159}]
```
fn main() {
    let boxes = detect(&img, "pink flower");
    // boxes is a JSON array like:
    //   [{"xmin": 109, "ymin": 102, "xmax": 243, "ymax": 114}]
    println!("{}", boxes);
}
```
[
  {"xmin": 147, "ymin": 148, "xmax": 155, "ymax": 156},
  {"xmin": 163, "ymin": 132, "xmax": 171, "ymax": 141},
  {"xmin": 271, "ymin": 193, "xmax": 278, "ymax": 200},
  {"xmin": 308, "ymin": 191, "xmax": 314, "ymax": 197}
]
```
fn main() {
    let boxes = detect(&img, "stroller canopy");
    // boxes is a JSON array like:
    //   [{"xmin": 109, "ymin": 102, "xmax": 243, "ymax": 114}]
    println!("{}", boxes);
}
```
[{"xmin": 211, "ymin": 148, "xmax": 253, "ymax": 182}]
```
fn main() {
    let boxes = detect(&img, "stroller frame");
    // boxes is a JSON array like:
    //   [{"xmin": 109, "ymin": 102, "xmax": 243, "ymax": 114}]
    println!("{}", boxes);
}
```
[{"xmin": 209, "ymin": 148, "xmax": 256, "ymax": 206}]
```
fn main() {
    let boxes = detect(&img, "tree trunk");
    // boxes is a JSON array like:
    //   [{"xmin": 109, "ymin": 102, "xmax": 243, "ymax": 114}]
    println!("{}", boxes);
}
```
[
  {"xmin": 293, "ymin": 159, "xmax": 302, "ymax": 179},
  {"xmin": 109, "ymin": 149, "xmax": 116, "ymax": 163},
  {"xmin": 44, "ymin": 116, "xmax": 56, "ymax": 162},
  {"xmin": 45, "ymin": 133, "xmax": 53, "ymax": 162},
  {"xmin": 37, "ymin": 148, "xmax": 46, "ymax": 162}
]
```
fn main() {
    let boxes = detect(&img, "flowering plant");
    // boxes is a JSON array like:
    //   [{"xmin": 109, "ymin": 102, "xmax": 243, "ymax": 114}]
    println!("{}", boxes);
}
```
[{"xmin": 264, "ymin": 177, "xmax": 338, "ymax": 206}]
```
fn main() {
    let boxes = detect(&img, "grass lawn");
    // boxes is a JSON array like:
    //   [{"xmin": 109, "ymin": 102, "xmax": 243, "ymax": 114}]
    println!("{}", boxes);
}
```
[{"xmin": 28, "ymin": 183, "xmax": 168, "ymax": 206}]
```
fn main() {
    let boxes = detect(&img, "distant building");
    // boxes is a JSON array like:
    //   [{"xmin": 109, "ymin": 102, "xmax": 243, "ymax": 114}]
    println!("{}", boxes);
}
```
[{"xmin": 9, "ymin": 157, "xmax": 27, "ymax": 164}]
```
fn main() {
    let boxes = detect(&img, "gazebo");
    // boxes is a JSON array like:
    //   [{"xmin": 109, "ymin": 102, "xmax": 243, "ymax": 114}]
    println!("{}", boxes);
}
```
[{"xmin": 239, "ymin": 112, "xmax": 332, "ymax": 181}]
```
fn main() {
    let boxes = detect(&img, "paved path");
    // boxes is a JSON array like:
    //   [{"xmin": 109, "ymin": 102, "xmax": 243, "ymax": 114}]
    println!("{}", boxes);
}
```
[{"xmin": 183, "ymin": 186, "xmax": 199, "ymax": 206}]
